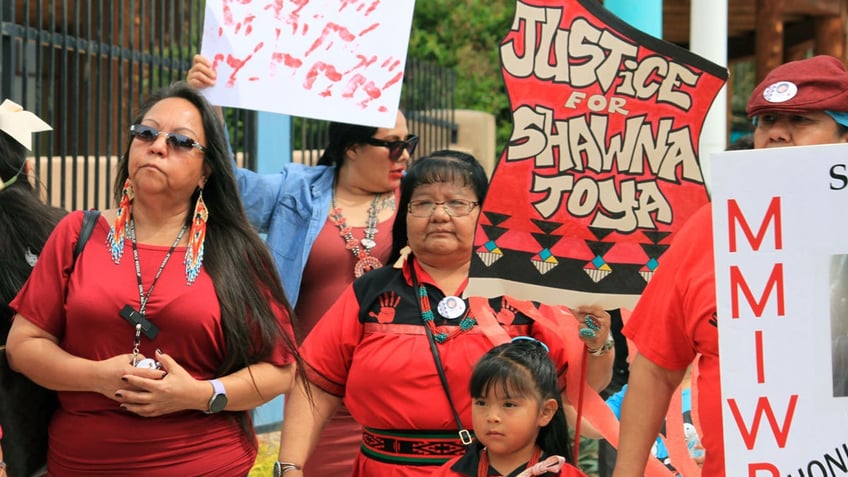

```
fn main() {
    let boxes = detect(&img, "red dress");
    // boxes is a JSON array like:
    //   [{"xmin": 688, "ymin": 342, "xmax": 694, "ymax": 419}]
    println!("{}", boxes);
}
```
[
  {"xmin": 11, "ymin": 211, "xmax": 296, "ymax": 476},
  {"xmin": 295, "ymin": 217, "xmax": 392, "ymax": 477},
  {"xmin": 300, "ymin": 256, "xmax": 576, "ymax": 477},
  {"xmin": 623, "ymin": 204, "xmax": 725, "ymax": 476}
]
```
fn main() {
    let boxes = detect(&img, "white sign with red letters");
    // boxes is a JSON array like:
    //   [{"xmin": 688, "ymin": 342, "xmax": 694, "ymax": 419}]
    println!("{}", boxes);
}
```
[{"xmin": 712, "ymin": 143, "xmax": 848, "ymax": 476}]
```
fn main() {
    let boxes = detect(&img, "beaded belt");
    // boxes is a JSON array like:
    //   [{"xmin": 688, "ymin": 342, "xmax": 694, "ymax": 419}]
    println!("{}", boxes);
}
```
[{"xmin": 361, "ymin": 427, "xmax": 472, "ymax": 466}]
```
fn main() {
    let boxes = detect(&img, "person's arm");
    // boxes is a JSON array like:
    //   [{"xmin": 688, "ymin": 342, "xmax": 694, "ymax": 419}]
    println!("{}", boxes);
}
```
[
  {"xmin": 276, "ymin": 375, "xmax": 342, "ymax": 475},
  {"xmin": 116, "ymin": 351, "xmax": 295, "ymax": 417},
  {"xmin": 612, "ymin": 353, "xmax": 686, "ymax": 477},
  {"xmin": 571, "ymin": 305, "xmax": 615, "ymax": 392},
  {"xmin": 9, "ymin": 315, "xmax": 295, "ymax": 417},
  {"xmin": 585, "ymin": 345, "xmax": 615, "ymax": 392},
  {"xmin": 188, "ymin": 52, "xmax": 288, "ymax": 234},
  {"xmin": 7, "ymin": 315, "xmax": 162, "ymax": 396},
  {"xmin": 187, "ymin": 54, "xmax": 224, "ymax": 122}
]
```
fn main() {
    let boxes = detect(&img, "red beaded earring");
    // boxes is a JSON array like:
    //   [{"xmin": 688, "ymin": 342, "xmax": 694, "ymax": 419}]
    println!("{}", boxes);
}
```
[
  {"xmin": 107, "ymin": 178, "xmax": 134, "ymax": 264},
  {"xmin": 185, "ymin": 187, "xmax": 207, "ymax": 285}
]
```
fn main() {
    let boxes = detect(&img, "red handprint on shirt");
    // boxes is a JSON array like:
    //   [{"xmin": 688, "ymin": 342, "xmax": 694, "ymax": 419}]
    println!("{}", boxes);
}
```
[
  {"xmin": 496, "ymin": 296, "xmax": 520, "ymax": 326},
  {"xmin": 369, "ymin": 291, "xmax": 400, "ymax": 324}
]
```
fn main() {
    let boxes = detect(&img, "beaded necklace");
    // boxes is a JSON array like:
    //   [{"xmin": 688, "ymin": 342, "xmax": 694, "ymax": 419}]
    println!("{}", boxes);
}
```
[
  {"xmin": 418, "ymin": 284, "xmax": 476, "ymax": 343},
  {"xmin": 329, "ymin": 191, "xmax": 383, "ymax": 278}
]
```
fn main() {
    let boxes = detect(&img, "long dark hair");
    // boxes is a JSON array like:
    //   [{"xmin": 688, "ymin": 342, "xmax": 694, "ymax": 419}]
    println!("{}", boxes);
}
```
[
  {"xmin": 0, "ymin": 130, "xmax": 66, "ymax": 341},
  {"xmin": 470, "ymin": 339, "xmax": 573, "ymax": 461},
  {"xmin": 388, "ymin": 150, "xmax": 489, "ymax": 263},
  {"xmin": 316, "ymin": 121, "xmax": 379, "ymax": 168},
  {"xmin": 113, "ymin": 82, "xmax": 302, "ymax": 439}
]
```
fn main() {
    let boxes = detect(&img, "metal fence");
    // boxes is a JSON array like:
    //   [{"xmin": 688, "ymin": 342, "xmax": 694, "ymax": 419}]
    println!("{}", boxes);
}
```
[{"xmin": 0, "ymin": 0, "xmax": 456, "ymax": 211}]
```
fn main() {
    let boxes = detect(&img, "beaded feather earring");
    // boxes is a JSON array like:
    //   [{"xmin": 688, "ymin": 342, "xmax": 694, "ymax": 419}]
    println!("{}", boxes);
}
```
[
  {"xmin": 184, "ymin": 187, "xmax": 207, "ymax": 285},
  {"xmin": 107, "ymin": 178, "xmax": 133, "ymax": 264}
]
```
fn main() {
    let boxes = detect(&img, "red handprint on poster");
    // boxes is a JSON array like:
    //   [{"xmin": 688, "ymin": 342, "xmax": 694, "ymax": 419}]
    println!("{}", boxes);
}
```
[{"xmin": 200, "ymin": 0, "xmax": 414, "ymax": 127}]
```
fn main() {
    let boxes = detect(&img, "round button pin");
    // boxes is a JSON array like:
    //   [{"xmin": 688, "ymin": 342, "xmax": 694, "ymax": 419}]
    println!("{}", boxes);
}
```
[{"xmin": 437, "ymin": 296, "xmax": 466, "ymax": 320}]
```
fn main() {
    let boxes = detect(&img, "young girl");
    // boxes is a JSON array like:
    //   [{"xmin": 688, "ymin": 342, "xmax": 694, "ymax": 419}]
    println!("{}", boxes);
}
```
[{"xmin": 436, "ymin": 338, "xmax": 587, "ymax": 477}]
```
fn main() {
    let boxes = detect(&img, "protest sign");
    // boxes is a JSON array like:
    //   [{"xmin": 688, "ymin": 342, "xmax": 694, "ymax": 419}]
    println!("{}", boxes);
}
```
[
  {"xmin": 200, "ymin": 0, "xmax": 415, "ymax": 127},
  {"xmin": 466, "ymin": 0, "xmax": 727, "ymax": 310},
  {"xmin": 712, "ymin": 144, "xmax": 848, "ymax": 476}
]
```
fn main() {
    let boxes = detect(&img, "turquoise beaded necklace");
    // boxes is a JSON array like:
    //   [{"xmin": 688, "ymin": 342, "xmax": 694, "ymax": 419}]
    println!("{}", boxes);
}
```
[{"xmin": 418, "ymin": 284, "xmax": 476, "ymax": 343}]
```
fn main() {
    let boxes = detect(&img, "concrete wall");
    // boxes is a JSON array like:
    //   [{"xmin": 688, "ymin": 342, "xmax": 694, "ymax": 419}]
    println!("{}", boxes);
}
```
[{"xmin": 453, "ymin": 109, "xmax": 497, "ymax": 176}]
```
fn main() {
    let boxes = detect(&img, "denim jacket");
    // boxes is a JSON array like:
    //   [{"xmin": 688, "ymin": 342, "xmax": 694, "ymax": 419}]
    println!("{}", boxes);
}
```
[{"xmin": 234, "ymin": 163, "xmax": 335, "ymax": 305}]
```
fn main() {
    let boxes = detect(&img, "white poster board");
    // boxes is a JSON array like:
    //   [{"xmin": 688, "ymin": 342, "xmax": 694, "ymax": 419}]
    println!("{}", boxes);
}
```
[
  {"xmin": 712, "ymin": 143, "xmax": 848, "ymax": 475},
  {"xmin": 200, "ymin": 0, "xmax": 416, "ymax": 128}
]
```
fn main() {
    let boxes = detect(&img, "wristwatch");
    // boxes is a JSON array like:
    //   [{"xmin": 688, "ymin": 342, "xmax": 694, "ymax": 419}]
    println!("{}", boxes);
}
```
[
  {"xmin": 205, "ymin": 379, "xmax": 228, "ymax": 414},
  {"xmin": 273, "ymin": 461, "xmax": 302, "ymax": 476}
]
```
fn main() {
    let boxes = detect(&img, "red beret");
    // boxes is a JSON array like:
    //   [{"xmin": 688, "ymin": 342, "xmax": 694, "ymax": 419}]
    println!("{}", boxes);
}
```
[{"xmin": 746, "ymin": 55, "xmax": 848, "ymax": 118}]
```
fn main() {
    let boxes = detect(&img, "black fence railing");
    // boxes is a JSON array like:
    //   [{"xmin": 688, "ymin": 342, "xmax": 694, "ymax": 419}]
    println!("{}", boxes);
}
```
[{"xmin": 0, "ymin": 0, "xmax": 455, "ymax": 211}]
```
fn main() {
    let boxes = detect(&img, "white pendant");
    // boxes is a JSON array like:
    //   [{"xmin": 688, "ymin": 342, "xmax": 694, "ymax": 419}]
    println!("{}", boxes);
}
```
[
  {"xmin": 361, "ymin": 238, "xmax": 377, "ymax": 250},
  {"xmin": 437, "ymin": 296, "xmax": 466, "ymax": 320},
  {"xmin": 134, "ymin": 358, "xmax": 161, "ymax": 370}
]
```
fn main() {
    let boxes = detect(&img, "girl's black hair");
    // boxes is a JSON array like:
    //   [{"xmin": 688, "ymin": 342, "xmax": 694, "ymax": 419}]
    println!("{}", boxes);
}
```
[
  {"xmin": 315, "ymin": 121, "xmax": 379, "ymax": 168},
  {"xmin": 388, "ymin": 150, "xmax": 489, "ymax": 263},
  {"xmin": 0, "ymin": 129, "xmax": 66, "ymax": 342},
  {"xmin": 114, "ymin": 82, "xmax": 304, "ymax": 445},
  {"xmin": 470, "ymin": 339, "xmax": 573, "ymax": 462}
]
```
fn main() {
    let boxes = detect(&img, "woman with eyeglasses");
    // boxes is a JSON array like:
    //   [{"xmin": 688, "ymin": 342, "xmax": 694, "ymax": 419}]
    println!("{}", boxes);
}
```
[
  {"xmin": 275, "ymin": 151, "xmax": 614, "ymax": 477},
  {"xmin": 188, "ymin": 53, "xmax": 416, "ymax": 476},
  {"xmin": 7, "ymin": 82, "xmax": 302, "ymax": 475}
]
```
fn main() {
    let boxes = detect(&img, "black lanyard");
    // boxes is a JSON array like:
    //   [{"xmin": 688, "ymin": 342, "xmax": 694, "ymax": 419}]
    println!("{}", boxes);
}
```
[{"xmin": 128, "ymin": 216, "xmax": 187, "ymax": 316}]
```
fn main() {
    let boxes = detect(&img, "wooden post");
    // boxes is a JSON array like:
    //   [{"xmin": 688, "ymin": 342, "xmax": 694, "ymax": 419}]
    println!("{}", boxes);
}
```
[
  {"xmin": 815, "ymin": 0, "xmax": 846, "ymax": 61},
  {"xmin": 755, "ymin": 0, "xmax": 784, "ymax": 82}
]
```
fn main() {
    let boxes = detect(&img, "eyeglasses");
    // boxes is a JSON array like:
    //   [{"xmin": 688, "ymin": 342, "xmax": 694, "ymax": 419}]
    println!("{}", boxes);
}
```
[
  {"xmin": 364, "ymin": 134, "xmax": 419, "ymax": 161},
  {"xmin": 130, "ymin": 124, "xmax": 206, "ymax": 152},
  {"xmin": 408, "ymin": 199, "xmax": 479, "ymax": 217}
]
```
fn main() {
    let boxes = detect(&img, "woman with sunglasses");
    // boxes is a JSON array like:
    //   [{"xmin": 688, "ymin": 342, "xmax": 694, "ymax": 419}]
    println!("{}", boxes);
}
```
[
  {"xmin": 7, "ymin": 83, "xmax": 302, "ymax": 476},
  {"xmin": 188, "ymin": 53, "xmax": 415, "ymax": 476},
  {"xmin": 276, "ymin": 151, "xmax": 614, "ymax": 477}
]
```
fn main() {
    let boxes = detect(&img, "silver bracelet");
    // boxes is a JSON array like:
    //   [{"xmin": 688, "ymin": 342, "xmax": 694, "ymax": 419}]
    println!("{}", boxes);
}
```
[
  {"xmin": 273, "ymin": 461, "xmax": 302, "ymax": 477},
  {"xmin": 588, "ymin": 333, "xmax": 614, "ymax": 357}
]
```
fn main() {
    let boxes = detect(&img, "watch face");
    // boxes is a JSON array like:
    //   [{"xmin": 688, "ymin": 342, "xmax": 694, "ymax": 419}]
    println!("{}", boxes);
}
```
[{"xmin": 209, "ymin": 393, "xmax": 228, "ymax": 413}]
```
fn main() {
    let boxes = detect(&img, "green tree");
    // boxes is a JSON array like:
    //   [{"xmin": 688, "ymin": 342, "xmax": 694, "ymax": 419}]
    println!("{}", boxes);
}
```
[
  {"xmin": 409, "ymin": 0, "xmax": 516, "ymax": 153},
  {"xmin": 410, "ymin": 2, "xmax": 757, "ymax": 154}
]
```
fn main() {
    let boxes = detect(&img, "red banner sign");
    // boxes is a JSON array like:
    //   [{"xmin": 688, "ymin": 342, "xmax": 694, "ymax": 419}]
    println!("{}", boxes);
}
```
[{"xmin": 467, "ymin": 0, "xmax": 727, "ymax": 309}]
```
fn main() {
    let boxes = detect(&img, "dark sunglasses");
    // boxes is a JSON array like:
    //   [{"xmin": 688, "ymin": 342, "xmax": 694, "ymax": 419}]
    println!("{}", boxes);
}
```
[
  {"xmin": 364, "ymin": 134, "xmax": 419, "ymax": 161},
  {"xmin": 130, "ymin": 124, "xmax": 206, "ymax": 152}
]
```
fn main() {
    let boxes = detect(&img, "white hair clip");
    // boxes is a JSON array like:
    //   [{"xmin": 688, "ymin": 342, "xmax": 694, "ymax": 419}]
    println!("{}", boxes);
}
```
[{"xmin": 0, "ymin": 99, "xmax": 52, "ymax": 150}]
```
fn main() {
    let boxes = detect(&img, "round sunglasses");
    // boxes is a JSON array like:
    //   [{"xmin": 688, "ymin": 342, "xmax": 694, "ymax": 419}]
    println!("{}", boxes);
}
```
[
  {"xmin": 364, "ymin": 134, "xmax": 419, "ymax": 161},
  {"xmin": 130, "ymin": 124, "xmax": 206, "ymax": 152}
]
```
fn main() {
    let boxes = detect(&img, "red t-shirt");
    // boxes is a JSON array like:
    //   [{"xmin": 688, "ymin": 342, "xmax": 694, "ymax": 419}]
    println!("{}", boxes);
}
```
[
  {"xmin": 11, "ymin": 210, "xmax": 295, "ymax": 476},
  {"xmin": 623, "ymin": 203, "xmax": 724, "ymax": 476}
]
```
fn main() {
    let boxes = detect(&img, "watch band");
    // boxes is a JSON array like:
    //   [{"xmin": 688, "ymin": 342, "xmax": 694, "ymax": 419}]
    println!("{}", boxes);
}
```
[{"xmin": 206, "ymin": 378, "xmax": 228, "ymax": 414}]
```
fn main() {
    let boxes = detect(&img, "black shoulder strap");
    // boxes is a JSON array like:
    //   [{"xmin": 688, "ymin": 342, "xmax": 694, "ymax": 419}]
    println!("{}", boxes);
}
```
[
  {"xmin": 409, "ymin": 262, "xmax": 474, "ymax": 450},
  {"xmin": 73, "ymin": 210, "xmax": 101, "ymax": 266}
]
